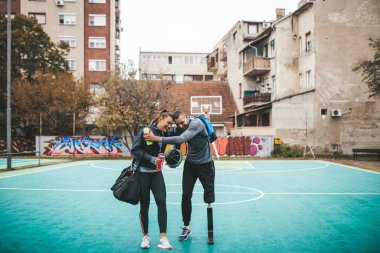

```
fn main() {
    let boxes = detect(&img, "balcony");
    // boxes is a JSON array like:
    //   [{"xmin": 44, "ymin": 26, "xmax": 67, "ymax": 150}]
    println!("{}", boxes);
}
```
[
  {"xmin": 243, "ymin": 92, "xmax": 271, "ymax": 106},
  {"xmin": 243, "ymin": 57, "xmax": 270, "ymax": 76}
]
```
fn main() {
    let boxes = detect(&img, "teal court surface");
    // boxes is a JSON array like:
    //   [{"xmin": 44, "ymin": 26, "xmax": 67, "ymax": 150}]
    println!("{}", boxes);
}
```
[
  {"xmin": 0, "ymin": 158, "xmax": 66, "ymax": 170},
  {"xmin": 0, "ymin": 160, "xmax": 379, "ymax": 253}
]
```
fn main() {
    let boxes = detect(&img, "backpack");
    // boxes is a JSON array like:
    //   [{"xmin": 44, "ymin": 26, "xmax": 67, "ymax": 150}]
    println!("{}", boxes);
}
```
[{"xmin": 195, "ymin": 115, "xmax": 218, "ymax": 143}]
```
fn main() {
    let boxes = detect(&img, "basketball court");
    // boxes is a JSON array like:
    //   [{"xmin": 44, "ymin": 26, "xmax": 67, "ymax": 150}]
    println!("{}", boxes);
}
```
[{"xmin": 0, "ymin": 159, "xmax": 379, "ymax": 252}]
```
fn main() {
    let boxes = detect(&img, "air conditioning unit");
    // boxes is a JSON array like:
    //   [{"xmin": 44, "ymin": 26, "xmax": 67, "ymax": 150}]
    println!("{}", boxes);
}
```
[
  {"xmin": 331, "ymin": 109, "xmax": 342, "ymax": 117},
  {"xmin": 263, "ymin": 22, "xmax": 270, "ymax": 29},
  {"xmin": 56, "ymin": 0, "xmax": 64, "ymax": 6}
]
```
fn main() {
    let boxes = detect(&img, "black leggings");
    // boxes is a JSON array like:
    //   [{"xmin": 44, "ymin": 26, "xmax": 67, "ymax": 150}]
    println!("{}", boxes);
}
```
[
  {"xmin": 138, "ymin": 171, "xmax": 167, "ymax": 234},
  {"xmin": 182, "ymin": 160, "xmax": 215, "ymax": 226}
]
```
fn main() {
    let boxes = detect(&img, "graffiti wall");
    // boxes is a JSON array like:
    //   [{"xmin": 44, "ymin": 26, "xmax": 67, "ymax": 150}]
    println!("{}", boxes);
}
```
[
  {"xmin": 36, "ymin": 135, "xmax": 273, "ymax": 157},
  {"xmin": 172, "ymin": 135, "xmax": 274, "ymax": 157},
  {"xmin": 36, "ymin": 136, "xmax": 130, "ymax": 157},
  {"xmin": 211, "ymin": 136, "xmax": 274, "ymax": 157}
]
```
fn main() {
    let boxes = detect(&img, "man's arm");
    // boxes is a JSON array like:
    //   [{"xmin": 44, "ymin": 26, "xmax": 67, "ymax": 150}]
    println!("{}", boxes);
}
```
[{"xmin": 145, "ymin": 119, "xmax": 203, "ymax": 145}]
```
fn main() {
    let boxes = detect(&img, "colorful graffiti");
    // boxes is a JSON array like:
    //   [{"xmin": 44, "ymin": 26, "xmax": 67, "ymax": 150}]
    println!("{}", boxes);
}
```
[
  {"xmin": 211, "ymin": 136, "xmax": 270, "ymax": 156},
  {"xmin": 43, "ymin": 136, "xmax": 129, "ymax": 156},
  {"xmin": 173, "ymin": 136, "xmax": 273, "ymax": 157}
]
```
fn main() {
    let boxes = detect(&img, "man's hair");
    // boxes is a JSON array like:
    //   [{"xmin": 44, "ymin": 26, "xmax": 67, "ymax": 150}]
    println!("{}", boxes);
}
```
[{"xmin": 170, "ymin": 110, "xmax": 187, "ymax": 120}]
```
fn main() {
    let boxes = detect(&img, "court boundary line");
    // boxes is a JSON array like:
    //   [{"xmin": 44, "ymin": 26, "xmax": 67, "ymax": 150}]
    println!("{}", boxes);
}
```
[
  {"xmin": 0, "ymin": 161, "xmax": 92, "ymax": 179},
  {"xmin": 321, "ymin": 160, "xmax": 380, "ymax": 175}
]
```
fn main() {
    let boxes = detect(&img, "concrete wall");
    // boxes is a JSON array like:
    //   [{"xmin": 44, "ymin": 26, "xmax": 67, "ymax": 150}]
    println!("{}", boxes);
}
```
[{"xmin": 313, "ymin": 0, "xmax": 380, "ymax": 154}]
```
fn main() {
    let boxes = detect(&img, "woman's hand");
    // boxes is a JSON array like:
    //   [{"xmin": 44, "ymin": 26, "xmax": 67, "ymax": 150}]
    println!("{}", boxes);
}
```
[{"xmin": 144, "ymin": 133, "xmax": 163, "ymax": 142}]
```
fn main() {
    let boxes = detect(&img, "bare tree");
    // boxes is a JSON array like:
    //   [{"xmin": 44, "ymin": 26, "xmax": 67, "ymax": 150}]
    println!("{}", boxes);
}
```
[{"xmin": 96, "ymin": 63, "xmax": 177, "ymax": 150}]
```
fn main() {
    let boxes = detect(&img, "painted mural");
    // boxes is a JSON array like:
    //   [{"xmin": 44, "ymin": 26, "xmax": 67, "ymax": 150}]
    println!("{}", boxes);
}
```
[
  {"xmin": 172, "ymin": 136, "xmax": 273, "ymax": 157},
  {"xmin": 39, "ymin": 136, "xmax": 129, "ymax": 156},
  {"xmin": 36, "ymin": 135, "xmax": 273, "ymax": 157}
]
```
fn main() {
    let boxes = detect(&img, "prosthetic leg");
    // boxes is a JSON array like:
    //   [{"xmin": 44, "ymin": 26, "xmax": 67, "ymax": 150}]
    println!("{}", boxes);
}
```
[{"xmin": 207, "ymin": 203, "xmax": 214, "ymax": 244}]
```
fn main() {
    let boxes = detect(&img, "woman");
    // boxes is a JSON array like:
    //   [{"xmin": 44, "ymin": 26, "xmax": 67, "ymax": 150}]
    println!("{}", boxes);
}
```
[{"xmin": 131, "ymin": 110, "xmax": 174, "ymax": 250}]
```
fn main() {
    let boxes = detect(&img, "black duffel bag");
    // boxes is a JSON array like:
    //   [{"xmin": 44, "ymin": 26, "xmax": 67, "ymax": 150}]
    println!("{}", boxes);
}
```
[{"xmin": 111, "ymin": 165, "xmax": 140, "ymax": 205}]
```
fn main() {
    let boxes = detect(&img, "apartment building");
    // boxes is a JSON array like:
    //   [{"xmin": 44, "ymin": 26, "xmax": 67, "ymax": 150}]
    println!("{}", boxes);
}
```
[
  {"xmin": 139, "ymin": 51, "xmax": 213, "ymax": 83},
  {"xmin": 1, "ymin": 0, "xmax": 120, "ymax": 84},
  {"xmin": 206, "ymin": 18, "xmax": 281, "ymax": 113},
  {"xmin": 210, "ymin": 0, "xmax": 380, "ymax": 154}
]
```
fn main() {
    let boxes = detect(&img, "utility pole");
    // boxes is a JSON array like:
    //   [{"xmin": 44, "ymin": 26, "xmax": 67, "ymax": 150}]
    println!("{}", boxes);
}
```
[{"xmin": 6, "ymin": 0, "xmax": 12, "ymax": 170}]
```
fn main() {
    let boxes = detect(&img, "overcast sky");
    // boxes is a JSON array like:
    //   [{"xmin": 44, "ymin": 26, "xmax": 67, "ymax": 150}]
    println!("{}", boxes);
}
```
[{"xmin": 119, "ymin": 0, "xmax": 300, "ymax": 69}]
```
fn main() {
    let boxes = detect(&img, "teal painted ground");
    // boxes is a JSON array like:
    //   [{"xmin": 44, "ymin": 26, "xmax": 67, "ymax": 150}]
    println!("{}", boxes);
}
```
[{"xmin": 0, "ymin": 160, "xmax": 379, "ymax": 253}]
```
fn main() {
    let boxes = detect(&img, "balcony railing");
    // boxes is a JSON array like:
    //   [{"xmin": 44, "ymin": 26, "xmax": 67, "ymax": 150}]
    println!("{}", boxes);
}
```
[
  {"xmin": 243, "ymin": 57, "xmax": 270, "ymax": 76},
  {"xmin": 243, "ymin": 93, "xmax": 271, "ymax": 106}
]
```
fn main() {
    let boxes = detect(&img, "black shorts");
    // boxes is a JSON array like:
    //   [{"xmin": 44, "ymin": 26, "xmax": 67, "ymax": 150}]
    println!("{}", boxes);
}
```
[{"xmin": 183, "ymin": 160, "xmax": 215, "ymax": 203}]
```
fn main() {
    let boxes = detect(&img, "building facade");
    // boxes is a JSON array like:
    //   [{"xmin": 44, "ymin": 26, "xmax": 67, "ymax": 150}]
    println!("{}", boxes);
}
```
[
  {"xmin": 1, "ymin": 0, "xmax": 120, "ymax": 83},
  {"xmin": 210, "ymin": 0, "xmax": 380, "ymax": 154},
  {"xmin": 139, "ymin": 51, "xmax": 213, "ymax": 83}
]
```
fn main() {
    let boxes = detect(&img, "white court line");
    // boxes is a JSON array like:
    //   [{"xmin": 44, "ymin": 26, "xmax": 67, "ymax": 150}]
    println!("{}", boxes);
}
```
[
  {"xmin": 222, "ymin": 163, "xmax": 330, "ymax": 173},
  {"xmin": 245, "ymin": 161, "xmax": 255, "ymax": 169},
  {"xmin": 0, "ymin": 188, "xmax": 379, "ymax": 196},
  {"xmin": 90, "ymin": 162, "xmax": 123, "ymax": 171},
  {"xmin": 321, "ymin": 160, "xmax": 380, "ymax": 175},
  {"xmin": 265, "ymin": 192, "xmax": 380, "ymax": 195},
  {"xmin": 0, "ymin": 161, "xmax": 92, "ymax": 179}
]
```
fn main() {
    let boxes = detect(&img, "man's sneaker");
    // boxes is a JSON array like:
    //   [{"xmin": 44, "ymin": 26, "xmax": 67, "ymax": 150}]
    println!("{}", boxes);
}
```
[
  {"xmin": 178, "ymin": 226, "xmax": 192, "ymax": 241},
  {"xmin": 158, "ymin": 237, "xmax": 173, "ymax": 250},
  {"xmin": 141, "ymin": 235, "xmax": 150, "ymax": 249}
]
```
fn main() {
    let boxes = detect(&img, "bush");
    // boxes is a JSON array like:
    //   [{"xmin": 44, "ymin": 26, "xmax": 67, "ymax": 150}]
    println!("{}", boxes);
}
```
[{"xmin": 271, "ymin": 144, "xmax": 303, "ymax": 158}]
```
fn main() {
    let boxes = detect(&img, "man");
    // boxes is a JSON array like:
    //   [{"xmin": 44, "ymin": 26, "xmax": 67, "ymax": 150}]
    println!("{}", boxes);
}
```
[{"xmin": 144, "ymin": 110, "xmax": 215, "ymax": 242}]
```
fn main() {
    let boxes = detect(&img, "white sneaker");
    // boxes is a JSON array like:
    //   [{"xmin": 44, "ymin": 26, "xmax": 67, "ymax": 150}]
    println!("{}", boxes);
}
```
[
  {"xmin": 141, "ymin": 235, "xmax": 150, "ymax": 249},
  {"xmin": 158, "ymin": 236, "xmax": 173, "ymax": 250}
]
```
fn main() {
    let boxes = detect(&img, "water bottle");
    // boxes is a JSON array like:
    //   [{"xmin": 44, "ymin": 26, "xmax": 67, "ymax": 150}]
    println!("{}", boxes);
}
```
[
  {"xmin": 143, "ymin": 127, "xmax": 153, "ymax": 145},
  {"xmin": 156, "ymin": 153, "xmax": 164, "ymax": 171}
]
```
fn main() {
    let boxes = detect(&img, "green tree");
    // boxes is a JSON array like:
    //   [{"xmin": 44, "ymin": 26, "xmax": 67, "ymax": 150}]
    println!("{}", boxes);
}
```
[
  {"xmin": 0, "ymin": 14, "xmax": 70, "ymax": 113},
  {"xmin": 352, "ymin": 38, "xmax": 380, "ymax": 97},
  {"xmin": 95, "ymin": 63, "xmax": 177, "ymax": 150}
]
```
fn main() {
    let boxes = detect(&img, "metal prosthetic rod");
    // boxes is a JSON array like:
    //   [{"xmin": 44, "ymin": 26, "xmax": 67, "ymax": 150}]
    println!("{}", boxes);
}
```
[{"xmin": 207, "ymin": 203, "xmax": 214, "ymax": 244}]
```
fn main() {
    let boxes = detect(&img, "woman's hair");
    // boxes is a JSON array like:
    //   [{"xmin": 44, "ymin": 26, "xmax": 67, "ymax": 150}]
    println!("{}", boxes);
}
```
[{"xmin": 152, "ymin": 109, "xmax": 172, "ymax": 125}]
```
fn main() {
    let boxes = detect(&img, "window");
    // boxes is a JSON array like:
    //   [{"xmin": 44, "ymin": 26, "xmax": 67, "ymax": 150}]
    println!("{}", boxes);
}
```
[
  {"xmin": 89, "ymin": 37, "xmax": 106, "ymax": 48},
  {"xmin": 59, "ymin": 36, "xmax": 76, "ymax": 48},
  {"xmin": 67, "ymin": 59, "xmax": 77, "ymax": 71},
  {"xmin": 271, "ymin": 75, "xmax": 276, "ymax": 99},
  {"xmin": 59, "ymin": 14, "xmax": 76, "ymax": 25},
  {"xmin": 89, "ymin": 60, "xmax": 106, "ymax": 71},
  {"xmin": 321, "ymin": 109, "xmax": 327, "ymax": 116},
  {"xmin": 168, "ymin": 56, "xmax": 172, "ymax": 64},
  {"xmin": 89, "ymin": 0, "xmax": 106, "ymax": 3},
  {"xmin": 261, "ymin": 113, "xmax": 270, "ymax": 126},
  {"xmin": 248, "ymin": 24, "xmax": 258, "ymax": 34},
  {"xmin": 305, "ymin": 32, "xmax": 312, "ymax": 52},
  {"xmin": 270, "ymin": 40, "xmax": 275, "ymax": 57},
  {"xmin": 233, "ymin": 31, "xmax": 237, "ymax": 41},
  {"xmin": 205, "ymin": 75, "xmax": 213, "ymax": 81},
  {"xmin": 299, "ymin": 36, "xmax": 302, "ymax": 55},
  {"xmin": 239, "ymin": 83, "xmax": 242, "ymax": 99},
  {"xmin": 90, "ymin": 83, "xmax": 106, "ymax": 95},
  {"xmin": 89, "ymin": 14, "xmax": 106, "ymax": 26},
  {"xmin": 306, "ymin": 70, "xmax": 312, "ymax": 89},
  {"xmin": 173, "ymin": 56, "xmax": 183, "ymax": 65},
  {"xmin": 299, "ymin": 73, "xmax": 303, "ymax": 90},
  {"xmin": 28, "ymin": 13, "xmax": 46, "ymax": 24},
  {"xmin": 190, "ymin": 96, "xmax": 222, "ymax": 115}
]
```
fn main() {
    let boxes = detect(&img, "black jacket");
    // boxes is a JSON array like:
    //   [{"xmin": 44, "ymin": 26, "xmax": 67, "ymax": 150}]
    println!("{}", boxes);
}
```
[{"xmin": 131, "ymin": 123, "xmax": 169, "ymax": 171}]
